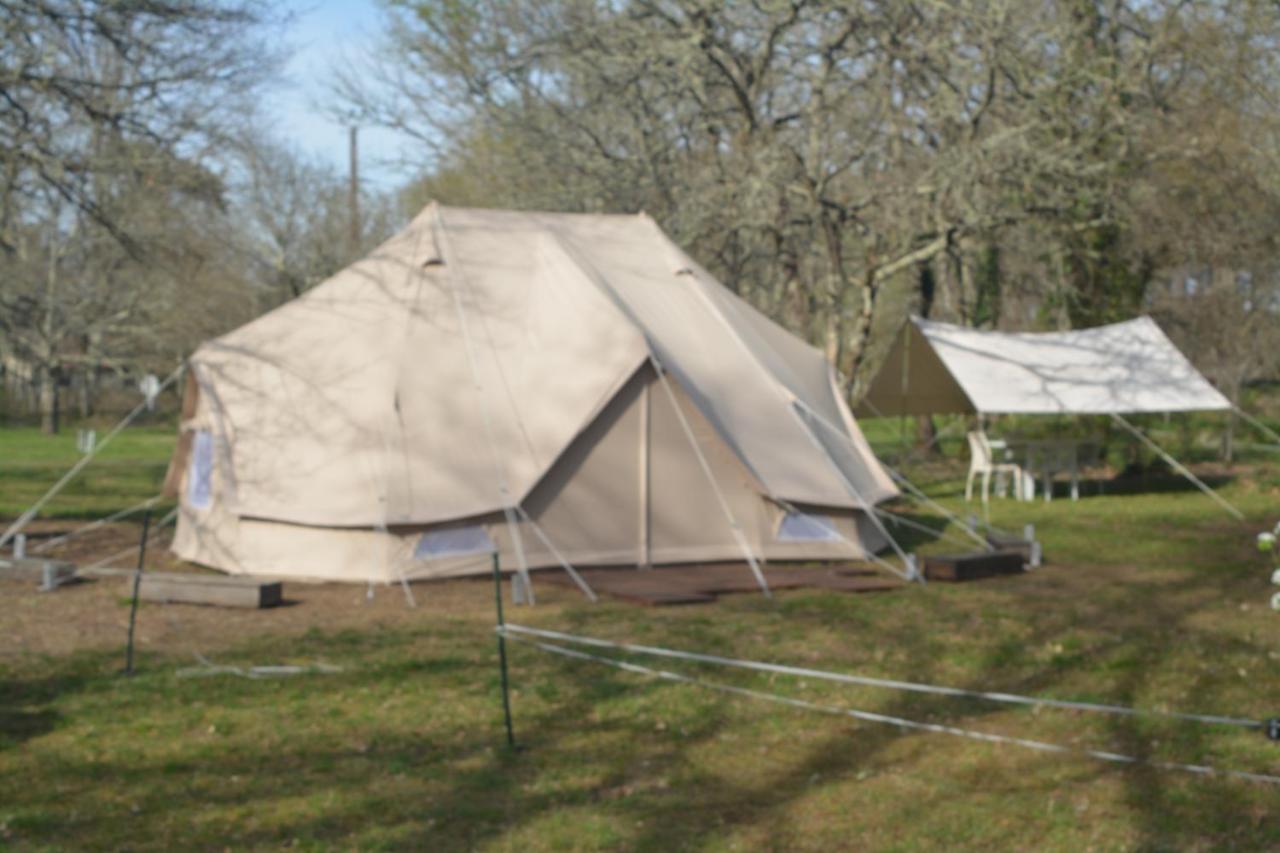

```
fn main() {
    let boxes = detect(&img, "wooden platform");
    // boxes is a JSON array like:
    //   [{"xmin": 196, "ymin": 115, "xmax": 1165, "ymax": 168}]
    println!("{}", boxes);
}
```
[
  {"xmin": 540, "ymin": 562, "xmax": 901, "ymax": 606},
  {"xmin": 922, "ymin": 550, "xmax": 1027, "ymax": 582},
  {"xmin": 0, "ymin": 556, "xmax": 77, "ymax": 588},
  {"xmin": 129, "ymin": 572, "xmax": 283, "ymax": 609}
]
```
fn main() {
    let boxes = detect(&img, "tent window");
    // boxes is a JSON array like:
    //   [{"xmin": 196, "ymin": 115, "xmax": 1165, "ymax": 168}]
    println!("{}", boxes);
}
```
[
  {"xmin": 777, "ymin": 511, "xmax": 840, "ymax": 542},
  {"xmin": 187, "ymin": 429, "xmax": 214, "ymax": 510},
  {"xmin": 414, "ymin": 526, "xmax": 495, "ymax": 560}
]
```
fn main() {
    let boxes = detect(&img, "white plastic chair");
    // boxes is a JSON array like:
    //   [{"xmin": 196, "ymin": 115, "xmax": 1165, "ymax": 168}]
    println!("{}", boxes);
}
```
[{"xmin": 965, "ymin": 431, "xmax": 1024, "ymax": 503}]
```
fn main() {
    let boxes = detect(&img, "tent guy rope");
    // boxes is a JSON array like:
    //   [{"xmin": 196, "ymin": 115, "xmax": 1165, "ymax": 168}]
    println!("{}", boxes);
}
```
[
  {"xmin": 432, "ymin": 205, "xmax": 538, "ymax": 602},
  {"xmin": 1109, "ymin": 413, "xmax": 1244, "ymax": 520},
  {"xmin": 498, "ymin": 623, "xmax": 1265, "ymax": 729},
  {"xmin": 31, "ymin": 495, "xmax": 164, "ymax": 554},
  {"xmin": 506, "ymin": 633, "xmax": 1280, "ymax": 787},
  {"xmin": 1, "ymin": 364, "xmax": 184, "ymax": 551}
]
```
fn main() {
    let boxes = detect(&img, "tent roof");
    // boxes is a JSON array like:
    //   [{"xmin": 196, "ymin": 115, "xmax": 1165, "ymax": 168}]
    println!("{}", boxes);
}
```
[
  {"xmin": 858, "ymin": 316, "xmax": 1231, "ymax": 417},
  {"xmin": 191, "ymin": 204, "xmax": 896, "ymax": 528}
]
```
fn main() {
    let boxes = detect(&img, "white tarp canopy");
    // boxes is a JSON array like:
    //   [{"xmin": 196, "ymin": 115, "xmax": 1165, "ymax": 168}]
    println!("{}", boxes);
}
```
[{"xmin": 859, "ymin": 316, "xmax": 1231, "ymax": 417}]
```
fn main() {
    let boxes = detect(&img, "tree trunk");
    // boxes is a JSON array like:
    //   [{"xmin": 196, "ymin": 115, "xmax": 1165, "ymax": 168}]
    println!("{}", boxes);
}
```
[
  {"xmin": 915, "ymin": 262, "xmax": 939, "ymax": 453},
  {"xmin": 1222, "ymin": 384, "xmax": 1240, "ymax": 464},
  {"xmin": 77, "ymin": 368, "xmax": 91, "ymax": 420},
  {"xmin": 915, "ymin": 415, "xmax": 939, "ymax": 452},
  {"xmin": 39, "ymin": 366, "xmax": 59, "ymax": 435}
]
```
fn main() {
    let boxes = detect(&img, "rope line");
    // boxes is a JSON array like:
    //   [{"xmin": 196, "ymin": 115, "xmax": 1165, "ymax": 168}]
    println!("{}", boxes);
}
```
[
  {"xmin": 800, "ymin": 400, "xmax": 992, "ymax": 550},
  {"xmin": 83, "ymin": 506, "xmax": 178, "ymax": 571},
  {"xmin": 1232, "ymin": 405, "xmax": 1280, "ymax": 450},
  {"xmin": 499, "ymin": 623, "xmax": 1263, "ymax": 730},
  {"xmin": 515, "ymin": 504, "xmax": 598, "ymax": 602},
  {"xmin": 651, "ymin": 361, "xmax": 772, "ymax": 598},
  {"xmin": 508, "ymin": 634, "xmax": 1280, "ymax": 786},
  {"xmin": 876, "ymin": 507, "xmax": 983, "ymax": 552},
  {"xmin": 433, "ymin": 206, "xmax": 536, "ymax": 601},
  {"xmin": 1, "ymin": 364, "xmax": 184, "ymax": 550},
  {"xmin": 31, "ymin": 495, "xmax": 164, "ymax": 554},
  {"xmin": 788, "ymin": 402, "xmax": 918, "ymax": 581},
  {"xmin": 1110, "ymin": 414, "xmax": 1244, "ymax": 521}
]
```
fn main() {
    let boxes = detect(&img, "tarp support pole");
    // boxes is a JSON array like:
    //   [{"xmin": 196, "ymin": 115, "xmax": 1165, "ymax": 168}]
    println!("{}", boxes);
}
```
[
  {"xmin": 652, "ymin": 358, "xmax": 771, "ymax": 598},
  {"xmin": 1, "ymin": 364, "xmax": 184, "ymax": 550},
  {"xmin": 1110, "ymin": 413, "xmax": 1244, "ymax": 521}
]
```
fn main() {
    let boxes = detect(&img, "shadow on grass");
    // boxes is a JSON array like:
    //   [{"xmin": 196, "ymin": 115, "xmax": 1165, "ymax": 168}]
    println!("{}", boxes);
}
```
[{"xmin": 1, "ymin": 556, "xmax": 1277, "ymax": 849}]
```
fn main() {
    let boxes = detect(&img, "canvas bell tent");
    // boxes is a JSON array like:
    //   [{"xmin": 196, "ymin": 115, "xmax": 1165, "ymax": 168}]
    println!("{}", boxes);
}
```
[{"xmin": 164, "ymin": 204, "xmax": 899, "ymax": 585}]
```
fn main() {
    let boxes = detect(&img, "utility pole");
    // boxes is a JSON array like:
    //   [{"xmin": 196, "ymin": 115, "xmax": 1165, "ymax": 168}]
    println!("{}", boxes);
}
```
[{"xmin": 348, "ymin": 125, "xmax": 361, "ymax": 256}]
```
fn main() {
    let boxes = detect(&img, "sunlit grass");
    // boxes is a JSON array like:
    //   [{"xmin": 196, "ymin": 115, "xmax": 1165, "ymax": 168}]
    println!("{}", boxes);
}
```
[
  {"xmin": 0, "ymin": 424, "xmax": 175, "ymax": 519},
  {"xmin": 3, "ymin": 420, "xmax": 1280, "ymax": 848}
]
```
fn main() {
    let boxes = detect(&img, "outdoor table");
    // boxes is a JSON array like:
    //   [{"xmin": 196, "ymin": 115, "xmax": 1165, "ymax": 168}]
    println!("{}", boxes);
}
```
[{"xmin": 1003, "ymin": 437, "xmax": 1100, "ymax": 503}]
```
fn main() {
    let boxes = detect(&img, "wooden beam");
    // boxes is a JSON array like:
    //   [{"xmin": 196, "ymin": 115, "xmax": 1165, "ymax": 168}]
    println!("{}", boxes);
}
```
[{"xmin": 131, "ymin": 573, "xmax": 283, "ymax": 609}]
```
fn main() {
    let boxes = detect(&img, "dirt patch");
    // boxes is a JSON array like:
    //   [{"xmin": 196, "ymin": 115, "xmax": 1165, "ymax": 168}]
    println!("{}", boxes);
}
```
[
  {"xmin": 0, "ymin": 566, "xmax": 592, "ymax": 664},
  {"xmin": 13, "ymin": 518, "xmax": 190, "ymax": 571}
]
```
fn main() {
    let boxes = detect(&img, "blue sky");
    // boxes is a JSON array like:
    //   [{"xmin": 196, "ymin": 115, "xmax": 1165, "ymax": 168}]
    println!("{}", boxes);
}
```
[{"xmin": 265, "ymin": 0, "xmax": 417, "ymax": 189}]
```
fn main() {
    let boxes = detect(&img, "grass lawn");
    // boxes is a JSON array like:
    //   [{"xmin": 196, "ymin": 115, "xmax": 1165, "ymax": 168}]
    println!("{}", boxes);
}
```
[
  {"xmin": 0, "ymin": 422, "xmax": 176, "ymax": 519},
  {"xmin": 2, "ymin": 425, "xmax": 1280, "ymax": 849}
]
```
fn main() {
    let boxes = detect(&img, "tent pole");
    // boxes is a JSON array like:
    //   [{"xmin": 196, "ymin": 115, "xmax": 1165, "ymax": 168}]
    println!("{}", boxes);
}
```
[
  {"xmin": 1109, "ymin": 414, "xmax": 1244, "ymax": 521},
  {"xmin": 492, "ymin": 551, "xmax": 516, "ymax": 749},
  {"xmin": 652, "ymin": 359, "xmax": 771, "ymax": 598}
]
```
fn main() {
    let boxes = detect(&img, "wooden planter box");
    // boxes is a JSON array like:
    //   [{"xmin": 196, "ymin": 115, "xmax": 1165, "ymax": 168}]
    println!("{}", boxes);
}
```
[
  {"xmin": 0, "ymin": 557, "xmax": 77, "ymax": 588},
  {"xmin": 922, "ymin": 550, "xmax": 1027, "ymax": 582},
  {"xmin": 130, "ymin": 572, "xmax": 283, "ymax": 609}
]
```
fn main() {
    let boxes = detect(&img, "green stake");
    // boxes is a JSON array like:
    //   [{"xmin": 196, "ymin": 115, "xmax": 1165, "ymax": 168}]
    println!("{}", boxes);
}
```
[
  {"xmin": 492, "ymin": 551, "xmax": 516, "ymax": 748},
  {"xmin": 124, "ymin": 508, "xmax": 152, "ymax": 676}
]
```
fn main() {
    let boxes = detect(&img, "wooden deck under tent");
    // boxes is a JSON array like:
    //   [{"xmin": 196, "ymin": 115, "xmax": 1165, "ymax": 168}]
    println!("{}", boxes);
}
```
[{"xmin": 539, "ymin": 562, "xmax": 905, "ymax": 605}]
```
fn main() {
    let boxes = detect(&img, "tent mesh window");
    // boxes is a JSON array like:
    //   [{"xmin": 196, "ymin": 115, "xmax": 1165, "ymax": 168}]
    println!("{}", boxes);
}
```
[
  {"xmin": 413, "ymin": 526, "xmax": 495, "ymax": 560},
  {"xmin": 777, "ymin": 512, "xmax": 841, "ymax": 542},
  {"xmin": 186, "ymin": 429, "xmax": 214, "ymax": 510}
]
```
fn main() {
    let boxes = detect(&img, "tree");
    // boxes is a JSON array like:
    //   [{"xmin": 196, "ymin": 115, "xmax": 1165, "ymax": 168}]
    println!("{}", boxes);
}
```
[
  {"xmin": 347, "ymin": 0, "xmax": 1280, "ymax": 396},
  {"xmin": 235, "ymin": 138, "xmax": 399, "ymax": 311},
  {"xmin": 0, "ymin": 0, "xmax": 279, "ymax": 252}
]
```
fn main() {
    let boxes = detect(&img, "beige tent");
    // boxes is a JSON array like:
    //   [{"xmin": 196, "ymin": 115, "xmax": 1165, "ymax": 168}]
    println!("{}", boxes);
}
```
[{"xmin": 166, "ymin": 204, "xmax": 899, "ymax": 585}]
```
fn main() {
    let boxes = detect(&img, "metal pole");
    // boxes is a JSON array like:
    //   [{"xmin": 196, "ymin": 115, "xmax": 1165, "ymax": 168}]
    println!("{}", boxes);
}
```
[
  {"xmin": 492, "ymin": 551, "xmax": 516, "ymax": 748},
  {"xmin": 348, "ymin": 125, "xmax": 361, "ymax": 255},
  {"xmin": 124, "ymin": 509, "xmax": 153, "ymax": 676}
]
